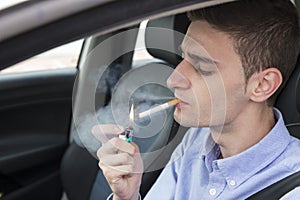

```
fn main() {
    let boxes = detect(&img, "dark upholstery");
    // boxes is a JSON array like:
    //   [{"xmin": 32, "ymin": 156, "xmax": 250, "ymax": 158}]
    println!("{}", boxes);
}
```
[
  {"xmin": 145, "ymin": 13, "xmax": 190, "ymax": 67},
  {"xmin": 276, "ymin": 56, "xmax": 300, "ymax": 139},
  {"xmin": 247, "ymin": 57, "xmax": 300, "ymax": 199},
  {"xmin": 60, "ymin": 143, "xmax": 99, "ymax": 200}
]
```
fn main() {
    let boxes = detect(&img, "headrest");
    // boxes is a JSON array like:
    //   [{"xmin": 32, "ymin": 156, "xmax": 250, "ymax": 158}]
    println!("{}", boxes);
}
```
[
  {"xmin": 287, "ymin": 124, "xmax": 300, "ymax": 139},
  {"xmin": 145, "ymin": 13, "xmax": 190, "ymax": 67},
  {"xmin": 276, "ymin": 56, "xmax": 300, "ymax": 124},
  {"xmin": 296, "ymin": 66, "xmax": 300, "ymax": 113}
]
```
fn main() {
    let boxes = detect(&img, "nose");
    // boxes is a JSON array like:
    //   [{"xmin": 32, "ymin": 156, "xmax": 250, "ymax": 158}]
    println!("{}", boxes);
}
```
[{"xmin": 167, "ymin": 60, "xmax": 191, "ymax": 89}]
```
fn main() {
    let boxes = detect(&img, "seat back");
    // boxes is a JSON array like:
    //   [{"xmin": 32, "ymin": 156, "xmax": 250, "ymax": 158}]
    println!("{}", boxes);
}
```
[
  {"xmin": 276, "ymin": 55, "xmax": 300, "ymax": 138},
  {"xmin": 247, "ymin": 56, "xmax": 300, "ymax": 199}
]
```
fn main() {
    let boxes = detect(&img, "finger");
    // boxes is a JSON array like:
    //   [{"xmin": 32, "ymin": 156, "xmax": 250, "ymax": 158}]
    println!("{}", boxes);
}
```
[
  {"xmin": 130, "ymin": 142, "xmax": 141, "ymax": 154},
  {"xmin": 100, "ymin": 142, "xmax": 143, "ymax": 174},
  {"xmin": 130, "ymin": 143, "xmax": 144, "ymax": 174},
  {"xmin": 100, "ymin": 153, "xmax": 134, "ymax": 166},
  {"xmin": 100, "ymin": 162, "xmax": 134, "ymax": 177},
  {"xmin": 96, "ymin": 138, "xmax": 136, "ymax": 159},
  {"xmin": 109, "ymin": 138, "xmax": 136, "ymax": 155},
  {"xmin": 92, "ymin": 124, "xmax": 124, "ymax": 143},
  {"xmin": 100, "ymin": 164, "xmax": 133, "ymax": 186},
  {"xmin": 97, "ymin": 140, "xmax": 119, "ymax": 157}
]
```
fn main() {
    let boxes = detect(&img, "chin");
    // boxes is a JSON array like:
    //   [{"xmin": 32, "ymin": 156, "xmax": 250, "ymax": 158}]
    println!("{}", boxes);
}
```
[
  {"xmin": 174, "ymin": 109, "xmax": 211, "ymax": 128},
  {"xmin": 173, "ymin": 110, "xmax": 198, "ymax": 127}
]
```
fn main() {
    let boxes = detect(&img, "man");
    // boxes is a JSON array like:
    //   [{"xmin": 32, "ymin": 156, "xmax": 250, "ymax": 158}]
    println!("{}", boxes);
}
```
[{"xmin": 92, "ymin": 0, "xmax": 300, "ymax": 199}]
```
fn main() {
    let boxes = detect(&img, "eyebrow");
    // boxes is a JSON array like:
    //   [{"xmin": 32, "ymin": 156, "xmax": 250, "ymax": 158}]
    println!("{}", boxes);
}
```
[
  {"xmin": 179, "ymin": 45, "xmax": 218, "ymax": 65},
  {"xmin": 187, "ymin": 52, "xmax": 217, "ymax": 65}
]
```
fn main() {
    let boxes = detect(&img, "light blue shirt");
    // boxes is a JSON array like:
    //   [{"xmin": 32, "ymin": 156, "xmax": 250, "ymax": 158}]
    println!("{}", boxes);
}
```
[{"xmin": 144, "ymin": 109, "xmax": 300, "ymax": 199}]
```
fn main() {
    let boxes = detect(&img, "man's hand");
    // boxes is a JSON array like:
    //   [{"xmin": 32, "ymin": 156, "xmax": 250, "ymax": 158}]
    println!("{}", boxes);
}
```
[{"xmin": 92, "ymin": 124, "xmax": 143, "ymax": 200}]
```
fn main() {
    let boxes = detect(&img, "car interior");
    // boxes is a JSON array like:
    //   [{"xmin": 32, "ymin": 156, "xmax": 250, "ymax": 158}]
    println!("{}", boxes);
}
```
[
  {"xmin": 0, "ymin": 1, "xmax": 300, "ymax": 200},
  {"xmin": 61, "ymin": 13, "xmax": 190, "ymax": 200},
  {"xmin": 62, "ymin": 9, "xmax": 300, "ymax": 200}
]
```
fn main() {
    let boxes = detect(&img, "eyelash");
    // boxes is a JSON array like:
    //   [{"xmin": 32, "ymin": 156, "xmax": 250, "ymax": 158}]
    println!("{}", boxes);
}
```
[
  {"xmin": 181, "ymin": 54, "xmax": 214, "ymax": 76},
  {"xmin": 196, "ymin": 66, "xmax": 214, "ymax": 76}
]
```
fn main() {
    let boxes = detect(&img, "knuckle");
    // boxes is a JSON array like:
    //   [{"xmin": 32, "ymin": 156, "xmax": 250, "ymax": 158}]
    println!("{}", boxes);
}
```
[
  {"xmin": 127, "ymin": 165, "xmax": 134, "ymax": 173},
  {"xmin": 129, "ymin": 146, "xmax": 136, "ymax": 155},
  {"xmin": 123, "ymin": 153, "xmax": 130, "ymax": 163},
  {"xmin": 98, "ymin": 160, "xmax": 105, "ymax": 170},
  {"xmin": 102, "ymin": 169, "xmax": 109, "ymax": 178},
  {"xmin": 110, "ymin": 137, "xmax": 119, "ymax": 145},
  {"xmin": 96, "ymin": 148, "xmax": 103, "ymax": 159},
  {"xmin": 119, "ymin": 153, "xmax": 133, "ymax": 165}
]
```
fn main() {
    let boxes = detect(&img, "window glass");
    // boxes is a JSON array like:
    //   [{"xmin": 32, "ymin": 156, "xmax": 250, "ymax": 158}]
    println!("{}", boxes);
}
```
[
  {"xmin": 0, "ymin": 39, "xmax": 84, "ymax": 75},
  {"xmin": 0, "ymin": 0, "xmax": 28, "ymax": 11},
  {"xmin": 132, "ymin": 20, "xmax": 155, "ymax": 67}
]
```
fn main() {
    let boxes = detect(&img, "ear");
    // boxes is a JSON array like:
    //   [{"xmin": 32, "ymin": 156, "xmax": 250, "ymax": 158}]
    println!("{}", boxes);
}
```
[{"xmin": 248, "ymin": 68, "xmax": 283, "ymax": 103}]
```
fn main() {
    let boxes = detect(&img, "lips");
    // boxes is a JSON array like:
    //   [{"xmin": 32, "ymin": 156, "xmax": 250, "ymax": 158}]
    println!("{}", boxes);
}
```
[{"xmin": 174, "ymin": 96, "xmax": 189, "ymax": 109}]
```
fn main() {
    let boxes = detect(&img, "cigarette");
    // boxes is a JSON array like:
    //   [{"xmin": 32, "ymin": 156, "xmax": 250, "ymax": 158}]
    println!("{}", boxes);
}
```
[{"xmin": 138, "ymin": 98, "xmax": 180, "ymax": 119}]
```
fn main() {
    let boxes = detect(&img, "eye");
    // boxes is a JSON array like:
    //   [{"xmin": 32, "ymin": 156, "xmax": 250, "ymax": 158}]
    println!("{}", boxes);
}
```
[
  {"xmin": 197, "ymin": 67, "xmax": 214, "ymax": 76},
  {"xmin": 195, "ymin": 64, "xmax": 214, "ymax": 76}
]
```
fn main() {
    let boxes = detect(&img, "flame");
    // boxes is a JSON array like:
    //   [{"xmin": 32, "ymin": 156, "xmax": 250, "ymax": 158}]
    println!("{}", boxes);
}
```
[{"xmin": 129, "ymin": 104, "xmax": 134, "ymax": 122}]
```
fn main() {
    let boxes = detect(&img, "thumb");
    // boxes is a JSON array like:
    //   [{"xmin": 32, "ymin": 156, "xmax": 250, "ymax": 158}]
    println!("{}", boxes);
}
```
[{"xmin": 92, "ymin": 124, "xmax": 124, "ymax": 143}]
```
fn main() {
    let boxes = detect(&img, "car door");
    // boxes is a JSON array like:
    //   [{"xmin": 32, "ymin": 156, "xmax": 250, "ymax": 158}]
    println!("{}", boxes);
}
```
[
  {"xmin": 0, "ymin": 41, "xmax": 83, "ymax": 199},
  {"xmin": 0, "ymin": 70, "xmax": 75, "ymax": 200}
]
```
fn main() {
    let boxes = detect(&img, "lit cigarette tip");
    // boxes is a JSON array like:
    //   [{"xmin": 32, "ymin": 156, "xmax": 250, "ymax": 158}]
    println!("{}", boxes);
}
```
[{"xmin": 138, "ymin": 98, "xmax": 180, "ymax": 119}]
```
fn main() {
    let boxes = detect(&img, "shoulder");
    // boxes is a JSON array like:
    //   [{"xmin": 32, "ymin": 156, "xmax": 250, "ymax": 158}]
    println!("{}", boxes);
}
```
[{"xmin": 280, "ymin": 135, "xmax": 300, "ymax": 172}]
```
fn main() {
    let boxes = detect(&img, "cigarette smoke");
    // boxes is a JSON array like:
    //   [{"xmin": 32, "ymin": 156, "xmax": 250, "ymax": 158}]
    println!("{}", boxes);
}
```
[{"xmin": 73, "ymin": 63, "xmax": 175, "ymax": 157}]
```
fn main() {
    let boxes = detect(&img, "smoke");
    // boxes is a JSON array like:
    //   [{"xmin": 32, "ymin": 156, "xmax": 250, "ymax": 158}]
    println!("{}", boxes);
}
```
[{"xmin": 73, "ymin": 63, "xmax": 175, "ymax": 157}]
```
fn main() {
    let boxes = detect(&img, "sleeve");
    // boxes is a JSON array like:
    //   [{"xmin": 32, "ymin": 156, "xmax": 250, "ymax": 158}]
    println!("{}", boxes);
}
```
[{"xmin": 280, "ymin": 187, "xmax": 300, "ymax": 200}]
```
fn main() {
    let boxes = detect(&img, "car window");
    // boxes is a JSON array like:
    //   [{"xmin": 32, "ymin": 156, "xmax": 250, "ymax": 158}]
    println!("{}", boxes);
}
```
[
  {"xmin": 132, "ymin": 20, "xmax": 155, "ymax": 67},
  {"xmin": 0, "ymin": 0, "xmax": 28, "ymax": 11},
  {"xmin": 0, "ymin": 39, "xmax": 83, "ymax": 75}
]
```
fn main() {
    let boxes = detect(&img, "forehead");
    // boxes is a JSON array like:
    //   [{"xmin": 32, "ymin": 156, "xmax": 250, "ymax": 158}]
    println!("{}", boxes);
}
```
[
  {"xmin": 181, "ymin": 20, "xmax": 240, "ymax": 65},
  {"xmin": 183, "ymin": 21, "xmax": 230, "ymax": 50}
]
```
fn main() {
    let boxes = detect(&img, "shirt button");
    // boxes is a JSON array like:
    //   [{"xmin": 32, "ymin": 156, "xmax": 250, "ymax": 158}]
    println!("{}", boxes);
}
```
[
  {"xmin": 209, "ymin": 188, "xmax": 217, "ymax": 196},
  {"xmin": 229, "ymin": 180, "xmax": 236, "ymax": 186}
]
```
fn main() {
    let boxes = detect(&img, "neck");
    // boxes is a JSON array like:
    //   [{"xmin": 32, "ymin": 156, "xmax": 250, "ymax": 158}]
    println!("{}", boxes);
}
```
[{"xmin": 210, "ymin": 105, "xmax": 275, "ymax": 158}]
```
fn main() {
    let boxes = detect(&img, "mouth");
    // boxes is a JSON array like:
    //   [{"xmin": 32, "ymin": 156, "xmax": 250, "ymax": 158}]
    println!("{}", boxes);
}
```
[{"xmin": 174, "ymin": 96, "xmax": 189, "ymax": 109}]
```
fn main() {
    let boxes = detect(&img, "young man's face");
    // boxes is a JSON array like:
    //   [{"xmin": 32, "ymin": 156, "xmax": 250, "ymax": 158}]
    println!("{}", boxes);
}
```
[{"xmin": 167, "ymin": 20, "xmax": 250, "ymax": 128}]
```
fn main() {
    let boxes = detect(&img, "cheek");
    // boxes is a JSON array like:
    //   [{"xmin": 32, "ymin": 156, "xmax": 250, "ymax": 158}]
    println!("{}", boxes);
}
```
[
  {"xmin": 193, "ymin": 75, "xmax": 224, "ymax": 107},
  {"xmin": 223, "ymin": 79, "xmax": 248, "ymax": 120}
]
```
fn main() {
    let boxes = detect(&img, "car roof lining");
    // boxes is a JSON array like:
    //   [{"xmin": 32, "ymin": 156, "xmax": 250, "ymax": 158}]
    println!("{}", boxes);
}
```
[{"xmin": 0, "ymin": 0, "xmax": 114, "ymax": 41}]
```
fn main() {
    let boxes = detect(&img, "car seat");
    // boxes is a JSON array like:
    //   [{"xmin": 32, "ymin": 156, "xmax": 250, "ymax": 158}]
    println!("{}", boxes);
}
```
[{"xmin": 246, "ymin": 55, "xmax": 300, "ymax": 199}]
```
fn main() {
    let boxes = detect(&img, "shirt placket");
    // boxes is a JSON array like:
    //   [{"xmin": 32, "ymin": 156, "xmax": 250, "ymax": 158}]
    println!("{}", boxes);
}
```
[{"xmin": 206, "ymin": 161, "xmax": 226, "ymax": 199}]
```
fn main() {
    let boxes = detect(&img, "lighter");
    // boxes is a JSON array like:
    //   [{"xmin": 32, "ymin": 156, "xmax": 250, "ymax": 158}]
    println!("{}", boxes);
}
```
[
  {"xmin": 119, "ymin": 104, "xmax": 134, "ymax": 143},
  {"xmin": 119, "ymin": 126, "xmax": 133, "ymax": 143}
]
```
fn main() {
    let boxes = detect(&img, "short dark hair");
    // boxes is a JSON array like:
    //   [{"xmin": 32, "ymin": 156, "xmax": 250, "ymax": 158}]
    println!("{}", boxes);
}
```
[{"xmin": 188, "ymin": 0, "xmax": 300, "ymax": 105}]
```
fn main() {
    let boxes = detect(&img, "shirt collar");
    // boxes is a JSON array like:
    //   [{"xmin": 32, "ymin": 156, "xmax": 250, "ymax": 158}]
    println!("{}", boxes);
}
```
[{"xmin": 200, "ymin": 108, "xmax": 291, "ymax": 188}]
